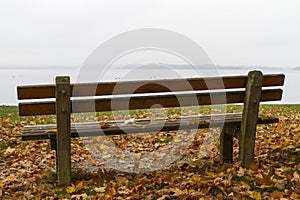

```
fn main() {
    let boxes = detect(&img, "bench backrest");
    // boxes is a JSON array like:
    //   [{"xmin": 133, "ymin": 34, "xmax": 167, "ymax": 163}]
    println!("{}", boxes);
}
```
[{"xmin": 17, "ymin": 71, "xmax": 285, "ymax": 116}]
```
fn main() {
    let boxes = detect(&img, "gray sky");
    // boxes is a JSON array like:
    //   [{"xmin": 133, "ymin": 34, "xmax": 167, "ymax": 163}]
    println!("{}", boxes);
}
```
[{"xmin": 0, "ymin": 0, "xmax": 299, "ymax": 68}]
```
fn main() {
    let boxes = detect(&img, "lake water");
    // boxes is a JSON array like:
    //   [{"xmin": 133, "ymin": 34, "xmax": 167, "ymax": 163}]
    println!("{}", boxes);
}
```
[{"xmin": 0, "ymin": 67, "xmax": 298, "ymax": 105}]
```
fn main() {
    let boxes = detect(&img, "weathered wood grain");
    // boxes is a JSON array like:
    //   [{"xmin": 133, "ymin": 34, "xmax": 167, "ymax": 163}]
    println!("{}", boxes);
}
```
[
  {"xmin": 19, "ymin": 89, "xmax": 283, "ymax": 116},
  {"xmin": 55, "ymin": 76, "xmax": 71, "ymax": 186},
  {"xmin": 22, "ymin": 113, "xmax": 278, "ymax": 141},
  {"xmin": 17, "ymin": 74, "xmax": 285, "ymax": 100},
  {"xmin": 239, "ymin": 71, "xmax": 263, "ymax": 168}
]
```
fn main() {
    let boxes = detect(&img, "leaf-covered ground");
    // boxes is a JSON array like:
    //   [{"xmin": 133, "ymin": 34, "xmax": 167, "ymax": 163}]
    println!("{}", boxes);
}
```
[{"xmin": 0, "ymin": 105, "xmax": 300, "ymax": 199}]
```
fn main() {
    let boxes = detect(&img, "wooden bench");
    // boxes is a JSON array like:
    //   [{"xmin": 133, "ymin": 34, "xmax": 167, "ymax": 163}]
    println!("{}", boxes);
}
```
[{"xmin": 17, "ymin": 70, "xmax": 285, "ymax": 185}]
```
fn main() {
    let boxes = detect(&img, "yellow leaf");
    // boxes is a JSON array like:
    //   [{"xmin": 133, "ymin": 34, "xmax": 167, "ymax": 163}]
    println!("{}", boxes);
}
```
[
  {"xmin": 275, "ymin": 171, "xmax": 285, "ymax": 178},
  {"xmin": 250, "ymin": 191, "xmax": 262, "ymax": 200},
  {"xmin": 46, "ymin": 129, "xmax": 57, "ymax": 133},
  {"xmin": 7, "ymin": 175, "xmax": 15, "ymax": 180},
  {"xmin": 119, "ymin": 153, "xmax": 126, "ymax": 160},
  {"xmin": 22, "ymin": 150, "xmax": 28, "ymax": 155},
  {"xmin": 221, "ymin": 179, "xmax": 228, "ymax": 186},
  {"xmin": 191, "ymin": 174, "xmax": 201, "ymax": 183},
  {"xmin": 286, "ymin": 144, "xmax": 296, "ymax": 149},
  {"xmin": 189, "ymin": 189, "xmax": 196, "ymax": 193},
  {"xmin": 109, "ymin": 187, "xmax": 117, "ymax": 195},
  {"xmin": 29, "ymin": 121, "xmax": 36, "ymax": 125},
  {"xmin": 274, "ymin": 145, "xmax": 281, "ymax": 149},
  {"xmin": 206, "ymin": 171, "xmax": 217, "ymax": 178},
  {"xmin": 0, "ymin": 180, "xmax": 3, "ymax": 188},
  {"xmin": 100, "ymin": 144, "xmax": 107, "ymax": 150},
  {"xmin": 290, "ymin": 192, "xmax": 300, "ymax": 199},
  {"xmin": 105, "ymin": 194, "xmax": 112, "ymax": 200},
  {"xmin": 112, "ymin": 187, "xmax": 117, "ymax": 195},
  {"xmin": 116, "ymin": 177, "xmax": 128, "ymax": 186},
  {"xmin": 133, "ymin": 153, "xmax": 141, "ymax": 159},
  {"xmin": 234, "ymin": 161, "xmax": 242, "ymax": 168},
  {"xmin": 281, "ymin": 167, "xmax": 291, "ymax": 172},
  {"xmin": 240, "ymin": 182, "xmax": 251, "ymax": 190},
  {"xmin": 76, "ymin": 181, "xmax": 84, "ymax": 190},
  {"xmin": 66, "ymin": 184, "xmax": 76, "ymax": 194},
  {"xmin": 169, "ymin": 188, "xmax": 185, "ymax": 196},
  {"xmin": 258, "ymin": 184, "xmax": 272, "ymax": 189}
]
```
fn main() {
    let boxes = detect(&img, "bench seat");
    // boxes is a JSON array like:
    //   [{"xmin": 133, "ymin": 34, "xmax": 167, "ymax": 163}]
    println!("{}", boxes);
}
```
[{"xmin": 22, "ymin": 113, "xmax": 278, "ymax": 141}]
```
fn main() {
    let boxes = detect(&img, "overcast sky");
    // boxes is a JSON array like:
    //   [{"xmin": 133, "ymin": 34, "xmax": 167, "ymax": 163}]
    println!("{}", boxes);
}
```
[{"xmin": 0, "ymin": 0, "xmax": 299, "ymax": 68}]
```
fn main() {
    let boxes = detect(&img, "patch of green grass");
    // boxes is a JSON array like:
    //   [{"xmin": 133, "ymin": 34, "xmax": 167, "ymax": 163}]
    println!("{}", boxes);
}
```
[
  {"xmin": 234, "ymin": 176, "xmax": 249, "ymax": 183},
  {"xmin": 254, "ymin": 186, "xmax": 283, "ymax": 193},
  {"xmin": 0, "ymin": 142, "xmax": 6, "ymax": 150},
  {"xmin": 155, "ymin": 183, "xmax": 168, "ymax": 190},
  {"xmin": 0, "ymin": 105, "xmax": 57, "ymax": 125},
  {"xmin": 55, "ymin": 188, "xmax": 67, "ymax": 196},
  {"xmin": 156, "ymin": 138, "xmax": 172, "ymax": 144},
  {"xmin": 268, "ymin": 147, "xmax": 281, "ymax": 156},
  {"xmin": 85, "ymin": 189, "xmax": 98, "ymax": 196},
  {"xmin": 267, "ymin": 144, "xmax": 300, "ymax": 164},
  {"xmin": 209, "ymin": 186, "xmax": 224, "ymax": 196},
  {"xmin": 249, "ymin": 182, "xmax": 256, "ymax": 191},
  {"xmin": 1, "ymin": 104, "xmax": 294, "ymax": 126},
  {"xmin": 0, "ymin": 106, "xmax": 23, "ymax": 122},
  {"xmin": 42, "ymin": 170, "xmax": 57, "ymax": 184},
  {"xmin": 165, "ymin": 198, "xmax": 180, "ymax": 200},
  {"xmin": 0, "ymin": 142, "xmax": 7, "ymax": 157},
  {"xmin": 285, "ymin": 181, "xmax": 293, "ymax": 190}
]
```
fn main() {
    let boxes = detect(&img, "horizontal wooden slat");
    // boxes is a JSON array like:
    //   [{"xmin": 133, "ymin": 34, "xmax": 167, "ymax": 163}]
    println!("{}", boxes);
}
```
[
  {"xmin": 19, "ymin": 89, "xmax": 283, "ymax": 116},
  {"xmin": 21, "ymin": 113, "xmax": 279, "ymax": 141},
  {"xmin": 17, "ymin": 74, "xmax": 285, "ymax": 100}
]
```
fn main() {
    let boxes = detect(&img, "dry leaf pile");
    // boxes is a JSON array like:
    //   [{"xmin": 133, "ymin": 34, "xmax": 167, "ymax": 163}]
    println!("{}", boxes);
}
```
[{"xmin": 0, "ymin": 105, "xmax": 299, "ymax": 199}]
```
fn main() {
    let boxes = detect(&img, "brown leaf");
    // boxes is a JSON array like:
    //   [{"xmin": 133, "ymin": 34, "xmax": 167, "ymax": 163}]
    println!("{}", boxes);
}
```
[{"xmin": 99, "ymin": 121, "xmax": 110, "ymax": 129}]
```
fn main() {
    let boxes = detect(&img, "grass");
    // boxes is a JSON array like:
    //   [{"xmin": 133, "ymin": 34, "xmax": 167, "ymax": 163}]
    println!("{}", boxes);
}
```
[
  {"xmin": 0, "ymin": 105, "xmax": 22, "ymax": 122},
  {"xmin": 1, "ymin": 104, "xmax": 300, "ymax": 124}
]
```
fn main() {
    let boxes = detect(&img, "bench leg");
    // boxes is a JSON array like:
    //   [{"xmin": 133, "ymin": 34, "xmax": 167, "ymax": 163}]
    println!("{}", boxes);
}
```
[
  {"xmin": 50, "ymin": 138, "xmax": 59, "ymax": 178},
  {"xmin": 239, "ymin": 71, "xmax": 263, "ymax": 168},
  {"xmin": 50, "ymin": 136, "xmax": 70, "ymax": 184},
  {"xmin": 239, "ymin": 129, "xmax": 256, "ymax": 168},
  {"xmin": 50, "ymin": 138, "xmax": 57, "ymax": 151},
  {"xmin": 220, "ymin": 125, "xmax": 234, "ymax": 163},
  {"xmin": 50, "ymin": 138, "xmax": 58, "ymax": 178}
]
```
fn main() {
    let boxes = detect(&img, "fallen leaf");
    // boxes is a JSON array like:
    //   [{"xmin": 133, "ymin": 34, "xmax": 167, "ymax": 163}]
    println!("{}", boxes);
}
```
[
  {"xmin": 46, "ymin": 129, "xmax": 57, "ymax": 133},
  {"xmin": 237, "ymin": 167, "xmax": 245, "ymax": 177},
  {"xmin": 95, "ymin": 187, "xmax": 106, "ymax": 193},
  {"xmin": 293, "ymin": 171, "xmax": 300, "ymax": 182},
  {"xmin": 271, "ymin": 190, "xmax": 284, "ymax": 199},
  {"xmin": 66, "ymin": 184, "xmax": 76, "ymax": 194},
  {"xmin": 75, "ymin": 181, "xmax": 84, "ymax": 190},
  {"xmin": 99, "ymin": 121, "xmax": 110, "ymax": 129},
  {"xmin": 249, "ymin": 191, "xmax": 262, "ymax": 200},
  {"xmin": 258, "ymin": 184, "xmax": 272, "ymax": 189}
]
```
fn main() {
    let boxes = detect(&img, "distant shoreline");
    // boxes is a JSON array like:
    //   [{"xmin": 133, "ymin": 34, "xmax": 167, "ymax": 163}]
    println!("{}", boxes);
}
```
[{"xmin": 0, "ymin": 65, "xmax": 298, "ymax": 71}]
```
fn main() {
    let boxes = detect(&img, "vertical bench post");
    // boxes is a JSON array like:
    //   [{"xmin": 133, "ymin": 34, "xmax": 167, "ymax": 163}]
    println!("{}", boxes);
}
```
[
  {"xmin": 220, "ymin": 125, "xmax": 235, "ymax": 163},
  {"xmin": 239, "ymin": 71, "xmax": 263, "ymax": 168},
  {"xmin": 56, "ymin": 76, "xmax": 71, "ymax": 185}
]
